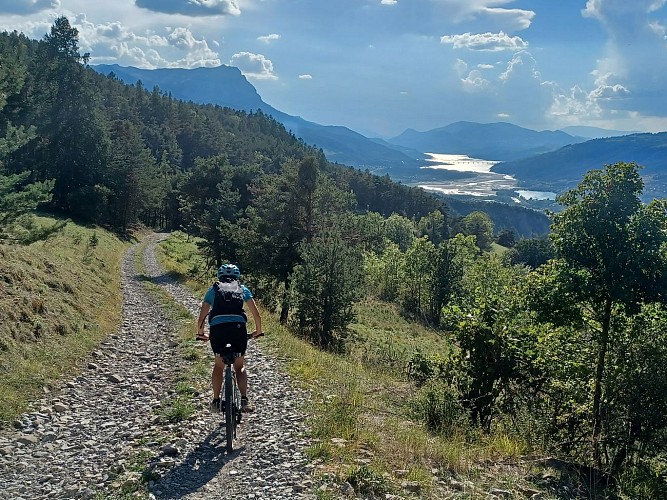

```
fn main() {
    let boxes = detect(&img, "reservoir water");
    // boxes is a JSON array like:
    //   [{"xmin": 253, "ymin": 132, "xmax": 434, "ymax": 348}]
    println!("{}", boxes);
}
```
[{"xmin": 417, "ymin": 153, "xmax": 556, "ymax": 200}]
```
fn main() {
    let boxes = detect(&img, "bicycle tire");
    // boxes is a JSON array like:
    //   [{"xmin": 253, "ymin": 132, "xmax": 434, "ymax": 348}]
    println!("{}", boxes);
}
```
[
  {"xmin": 232, "ymin": 371, "xmax": 242, "ymax": 425},
  {"xmin": 224, "ymin": 365, "xmax": 234, "ymax": 453}
]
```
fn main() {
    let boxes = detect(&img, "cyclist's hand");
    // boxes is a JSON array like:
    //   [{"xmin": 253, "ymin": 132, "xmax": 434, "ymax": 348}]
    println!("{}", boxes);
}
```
[
  {"xmin": 250, "ymin": 330, "xmax": 264, "ymax": 339},
  {"xmin": 196, "ymin": 329, "xmax": 209, "ymax": 341}
]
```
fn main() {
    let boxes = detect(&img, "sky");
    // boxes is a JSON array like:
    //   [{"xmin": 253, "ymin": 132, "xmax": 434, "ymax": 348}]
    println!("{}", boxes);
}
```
[{"xmin": 1, "ymin": 0, "xmax": 667, "ymax": 138}]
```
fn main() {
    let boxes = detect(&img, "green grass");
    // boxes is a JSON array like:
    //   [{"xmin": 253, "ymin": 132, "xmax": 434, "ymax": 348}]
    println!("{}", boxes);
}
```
[{"xmin": 0, "ymin": 217, "xmax": 128, "ymax": 424}]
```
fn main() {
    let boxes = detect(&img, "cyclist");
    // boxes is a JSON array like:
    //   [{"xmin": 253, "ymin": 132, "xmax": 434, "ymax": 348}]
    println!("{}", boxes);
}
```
[{"xmin": 196, "ymin": 263, "xmax": 262, "ymax": 413}]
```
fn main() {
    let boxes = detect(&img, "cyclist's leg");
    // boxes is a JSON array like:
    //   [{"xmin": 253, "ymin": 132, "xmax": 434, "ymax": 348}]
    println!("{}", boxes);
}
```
[
  {"xmin": 212, "ymin": 354, "xmax": 225, "ymax": 399},
  {"xmin": 209, "ymin": 324, "xmax": 228, "ymax": 402},
  {"xmin": 234, "ymin": 355, "xmax": 247, "ymax": 396}
]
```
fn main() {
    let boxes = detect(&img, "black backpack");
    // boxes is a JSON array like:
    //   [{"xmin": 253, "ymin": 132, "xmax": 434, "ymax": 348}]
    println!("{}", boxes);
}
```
[{"xmin": 208, "ymin": 279, "xmax": 247, "ymax": 321}]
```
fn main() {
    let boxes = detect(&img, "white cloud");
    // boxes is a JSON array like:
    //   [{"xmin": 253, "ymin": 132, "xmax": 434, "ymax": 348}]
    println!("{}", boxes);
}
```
[
  {"xmin": 590, "ymin": 83, "xmax": 631, "ymax": 99},
  {"xmin": 230, "ymin": 52, "xmax": 278, "ymax": 80},
  {"xmin": 381, "ymin": 0, "xmax": 398, "ymax": 5},
  {"xmin": 434, "ymin": 0, "xmax": 535, "ymax": 29},
  {"xmin": 0, "ymin": 0, "xmax": 59, "ymax": 15},
  {"xmin": 441, "ymin": 31, "xmax": 528, "ymax": 51},
  {"xmin": 478, "ymin": 63, "xmax": 495, "ymax": 69},
  {"xmin": 134, "ymin": 0, "xmax": 241, "ymax": 17},
  {"xmin": 299, "ymin": 74, "xmax": 312, "ymax": 79},
  {"xmin": 582, "ymin": 0, "xmax": 667, "ymax": 116},
  {"xmin": 461, "ymin": 69, "xmax": 490, "ymax": 92},
  {"xmin": 495, "ymin": 51, "xmax": 559, "ymax": 128},
  {"xmin": 481, "ymin": 7, "xmax": 535, "ymax": 30},
  {"xmin": 258, "ymin": 33, "xmax": 280, "ymax": 43},
  {"xmin": 454, "ymin": 58, "xmax": 468, "ymax": 77},
  {"xmin": 72, "ymin": 15, "xmax": 220, "ymax": 68}
]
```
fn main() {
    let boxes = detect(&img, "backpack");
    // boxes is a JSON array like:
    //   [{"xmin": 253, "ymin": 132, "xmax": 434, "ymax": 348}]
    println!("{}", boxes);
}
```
[{"xmin": 208, "ymin": 279, "xmax": 247, "ymax": 322}]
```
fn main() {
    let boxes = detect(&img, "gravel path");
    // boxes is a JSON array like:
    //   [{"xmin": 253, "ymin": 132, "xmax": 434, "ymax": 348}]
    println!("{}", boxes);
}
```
[{"xmin": 0, "ymin": 234, "xmax": 315, "ymax": 499}]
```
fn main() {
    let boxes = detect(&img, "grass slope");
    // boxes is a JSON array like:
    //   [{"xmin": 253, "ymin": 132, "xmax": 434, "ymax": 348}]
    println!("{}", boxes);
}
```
[{"xmin": 0, "ymin": 218, "xmax": 128, "ymax": 423}]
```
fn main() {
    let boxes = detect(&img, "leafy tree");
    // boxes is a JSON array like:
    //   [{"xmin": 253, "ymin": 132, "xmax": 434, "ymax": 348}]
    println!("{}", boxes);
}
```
[
  {"xmin": 536, "ymin": 162, "xmax": 667, "ymax": 469},
  {"xmin": 0, "ymin": 41, "xmax": 60, "ymax": 243},
  {"xmin": 290, "ymin": 231, "xmax": 362, "ymax": 348},
  {"xmin": 238, "ymin": 157, "xmax": 321, "ymax": 322},
  {"xmin": 428, "ymin": 234, "xmax": 478, "ymax": 325},
  {"xmin": 417, "ymin": 209, "xmax": 449, "ymax": 245},
  {"xmin": 401, "ymin": 236, "xmax": 436, "ymax": 321},
  {"xmin": 442, "ymin": 255, "xmax": 533, "ymax": 431},
  {"xmin": 506, "ymin": 236, "xmax": 554, "ymax": 269},
  {"xmin": 495, "ymin": 228, "xmax": 516, "ymax": 248},
  {"xmin": 460, "ymin": 211, "xmax": 494, "ymax": 251},
  {"xmin": 105, "ymin": 119, "xmax": 163, "ymax": 230},
  {"xmin": 383, "ymin": 213, "xmax": 416, "ymax": 251},
  {"xmin": 363, "ymin": 242, "xmax": 405, "ymax": 301},
  {"xmin": 179, "ymin": 154, "xmax": 242, "ymax": 267}
]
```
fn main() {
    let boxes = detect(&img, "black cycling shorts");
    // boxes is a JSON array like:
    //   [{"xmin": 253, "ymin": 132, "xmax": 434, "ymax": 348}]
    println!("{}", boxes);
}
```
[{"xmin": 209, "ymin": 322, "xmax": 247, "ymax": 357}]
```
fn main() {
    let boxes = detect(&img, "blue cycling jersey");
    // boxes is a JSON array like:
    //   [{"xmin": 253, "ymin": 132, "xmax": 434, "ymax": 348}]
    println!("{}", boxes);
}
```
[{"xmin": 204, "ymin": 284, "xmax": 253, "ymax": 325}]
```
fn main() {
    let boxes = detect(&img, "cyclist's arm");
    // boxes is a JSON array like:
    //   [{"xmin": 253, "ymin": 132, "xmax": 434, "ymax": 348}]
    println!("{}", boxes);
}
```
[{"xmin": 246, "ymin": 298, "xmax": 262, "ymax": 337}]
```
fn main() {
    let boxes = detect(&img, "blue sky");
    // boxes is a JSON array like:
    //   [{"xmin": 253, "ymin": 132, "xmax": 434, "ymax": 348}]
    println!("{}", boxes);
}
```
[{"xmin": 1, "ymin": 0, "xmax": 667, "ymax": 138}]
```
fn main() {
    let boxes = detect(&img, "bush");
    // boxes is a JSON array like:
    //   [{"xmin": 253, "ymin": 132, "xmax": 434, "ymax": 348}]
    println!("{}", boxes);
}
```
[
  {"xmin": 406, "ymin": 351, "xmax": 447, "ymax": 386},
  {"xmin": 411, "ymin": 380, "xmax": 468, "ymax": 436}
]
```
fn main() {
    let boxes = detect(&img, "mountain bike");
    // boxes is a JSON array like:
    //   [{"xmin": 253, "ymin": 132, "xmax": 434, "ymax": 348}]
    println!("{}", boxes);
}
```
[{"xmin": 219, "ymin": 332, "xmax": 263, "ymax": 453}]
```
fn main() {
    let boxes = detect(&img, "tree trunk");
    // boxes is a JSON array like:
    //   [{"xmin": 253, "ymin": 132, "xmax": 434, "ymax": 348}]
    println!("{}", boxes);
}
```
[
  {"xmin": 279, "ymin": 277, "xmax": 290, "ymax": 324},
  {"xmin": 592, "ymin": 296, "xmax": 612, "ymax": 465}
]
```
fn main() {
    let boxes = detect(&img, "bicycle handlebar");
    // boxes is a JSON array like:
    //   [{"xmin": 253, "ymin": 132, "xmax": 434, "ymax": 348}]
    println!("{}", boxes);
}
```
[{"xmin": 196, "ymin": 331, "xmax": 266, "ymax": 342}]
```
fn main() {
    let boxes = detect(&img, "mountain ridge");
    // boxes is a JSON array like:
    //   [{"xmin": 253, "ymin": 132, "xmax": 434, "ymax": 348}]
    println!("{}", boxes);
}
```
[
  {"xmin": 93, "ymin": 63, "xmax": 422, "ymax": 173},
  {"xmin": 388, "ymin": 121, "xmax": 588, "ymax": 161},
  {"xmin": 492, "ymin": 132, "xmax": 667, "ymax": 198}
]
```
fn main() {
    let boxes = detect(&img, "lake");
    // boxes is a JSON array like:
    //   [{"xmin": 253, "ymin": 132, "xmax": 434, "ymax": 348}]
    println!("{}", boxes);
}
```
[{"xmin": 417, "ymin": 153, "xmax": 556, "ymax": 200}]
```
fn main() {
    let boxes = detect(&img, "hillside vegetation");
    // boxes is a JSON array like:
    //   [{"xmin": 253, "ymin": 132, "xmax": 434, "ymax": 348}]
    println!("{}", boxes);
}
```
[
  {"xmin": 0, "ymin": 218, "xmax": 126, "ymax": 422},
  {"xmin": 2, "ymin": 17, "xmax": 667, "ymax": 499}
]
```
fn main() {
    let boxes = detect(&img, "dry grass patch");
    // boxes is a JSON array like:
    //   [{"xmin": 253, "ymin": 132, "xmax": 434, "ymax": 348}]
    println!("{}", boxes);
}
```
[{"xmin": 0, "ymin": 218, "xmax": 127, "ymax": 423}]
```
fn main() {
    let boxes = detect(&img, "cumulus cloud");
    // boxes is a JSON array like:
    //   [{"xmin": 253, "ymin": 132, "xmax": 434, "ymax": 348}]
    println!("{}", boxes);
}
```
[
  {"xmin": 0, "ymin": 0, "xmax": 59, "ymax": 15},
  {"xmin": 496, "ymin": 51, "xmax": 559, "ymax": 127},
  {"xmin": 73, "ymin": 15, "xmax": 220, "ymax": 68},
  {"xmin": 381, "ymin": 0, "xmax": 398, "ymax": 5},
  {"xmin": 230, "ymin": 52, "xmax": 277, "ymax": 80},
  {"xmin": 441, "ymin": 31, "xmax": 528, "ymax": 51},
  {"xmin": 134, "ymin": 0, "xmax": 241, "ymax": 17},
  {"xmin": 461, "ymin": 69, "xmax": 490, "ymax": 92},
  {"xmin": 299, "ymin": 74, "xmax": 313, "ymax": 79},
  {"xmin": 581, "ymin": 0, "xmax": 667, "ymax": 116},
  {"xmin": 258, "ymin": 33, "xmax": 280, "ymax": 43},
  {"xmin": 434, "ymin": 0, "xmax": 535, "ymax": 29},
  {"xmin": 480, "ymin": 7, "xmax": 535, "ymax": 30}
]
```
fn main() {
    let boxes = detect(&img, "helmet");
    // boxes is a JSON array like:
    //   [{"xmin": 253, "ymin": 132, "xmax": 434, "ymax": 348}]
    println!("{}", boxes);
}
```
[{"xmin": 216, "ymin": 264, "xmax": 240, "ymax": 279}]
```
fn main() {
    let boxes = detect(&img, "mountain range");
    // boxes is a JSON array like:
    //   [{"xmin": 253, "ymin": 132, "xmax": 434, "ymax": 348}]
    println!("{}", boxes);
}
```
[
  {"xmin": 389, "ymin": 121, "xmax": 587, "ymax": 161},
  {"xmin": 93, "ymin": 64, "xmax": 423, "ymax": 174},
  {"xmin": 90, "ymin": 64, "xmax": 583, "ymax": 172},
  {"xmin": 91, "ymin": 64, "xmax": 667, "ymax": 198}
]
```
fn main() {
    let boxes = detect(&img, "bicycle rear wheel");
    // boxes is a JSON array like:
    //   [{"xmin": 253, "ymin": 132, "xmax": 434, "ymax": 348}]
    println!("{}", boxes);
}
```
[{"xmin": 224, "ymin": 366, "xmax": 234, "ymax": 453}]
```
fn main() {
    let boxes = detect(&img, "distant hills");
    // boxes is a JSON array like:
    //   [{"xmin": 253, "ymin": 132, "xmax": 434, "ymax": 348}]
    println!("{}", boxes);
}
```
[
  {"xmin": 560, "ymin": 125, "xmax": 641, "ymax": 139},
  {"xmin": 92, "ymin": 64, "xmax": 585, "ymax": 172},
  {"xmin": 492, "ymin": 132, "xmax": 667, "ymax": 199},
  {"xmin": 388, "ymin": 121, "xmax": 587, "ymax": 161}
]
